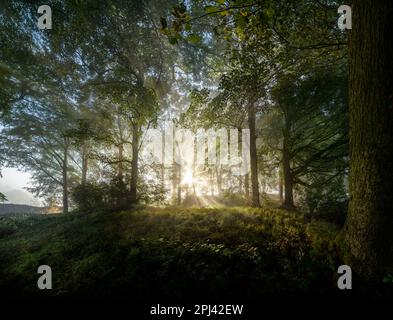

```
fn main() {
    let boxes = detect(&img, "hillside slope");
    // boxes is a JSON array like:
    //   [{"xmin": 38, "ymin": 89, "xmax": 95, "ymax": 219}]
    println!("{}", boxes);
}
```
[
  {"xmin": 0, "ymin": 207, "xmax": 389, "ymax": 300},
  {"xmin": 0, "ymin": 203, "xmax": 44, "ymax": 215}
]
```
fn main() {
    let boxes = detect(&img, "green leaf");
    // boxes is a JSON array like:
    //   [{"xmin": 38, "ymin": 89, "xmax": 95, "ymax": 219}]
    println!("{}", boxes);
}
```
[
  {"xmin": 187, "ymin": 34, "xmax": 201, "ymax": 44},
  {"xmin": 169, "ymin": 37, "xmax": 178, "ymax": 45},
  {"xmin": 205, "ymin": 6, "xmax": 220, "ymax": 14},
  {"xmin": 160, "ymin": 17, "xmax": 167, "ymax": 29},
  {"xmin": 185, "ymin": 21, "xmax": 191, "ymax": 32}
]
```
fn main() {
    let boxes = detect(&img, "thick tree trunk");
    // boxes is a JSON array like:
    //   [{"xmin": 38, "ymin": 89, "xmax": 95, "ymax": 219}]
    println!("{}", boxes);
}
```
[
  {"xmin": 344, "ymin": 0, "xmax": 393, "ymax": 277},
  {"xmin": 130, "ymin": 124, "xmax": 139, "ymax": 203},
  {"xmin": 248, "ymin": 102, "xmax": 261, "ymax": 207}
]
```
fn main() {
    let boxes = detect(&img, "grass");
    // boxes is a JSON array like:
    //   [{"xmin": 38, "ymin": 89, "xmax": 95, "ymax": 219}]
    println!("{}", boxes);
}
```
[{"xmin": 0, "ymin": 206, "xmax": 389, "ymax": 300}]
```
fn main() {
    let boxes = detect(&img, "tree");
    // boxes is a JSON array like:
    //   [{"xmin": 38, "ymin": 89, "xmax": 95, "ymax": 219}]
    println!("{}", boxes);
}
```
[
  {"xmin": 0, "ymin": 1, "xmax": 42, "ymax": 116},
  {"xmin": 164, "ymin": 1, "xmax": 333, "ymax": 208},
  {"xmin": 268, "ymin": 67, "xmax": 348, "ymax": 209},
  {"xmin": 54, "ymin": 0, "xmax": 178, "ymax": 204},
  {"xmin": 344, "ymin": 0, "xmax": 393, "ymax": 278},
  {"xmin": 0, "ymin": 1, "xmax": 86, "ymax": 212},
  {"xmin": 1, "ymin": 98, "xmax": 79, "ymax": 213}
]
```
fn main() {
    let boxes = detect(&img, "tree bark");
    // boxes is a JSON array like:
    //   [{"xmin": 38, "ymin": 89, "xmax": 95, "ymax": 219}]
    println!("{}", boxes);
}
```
[
  {"xmin": 62, "ymin": 139, "xmax": 69, "ymax": 214},
  {"xmin": 81, "ymin": 143, "xmax": 88, "ymax": 185},
  {"xmin": 177, "ymin": 164, "xmax": 182, "ymax": 205},
  {"xmin": 117, "ymin": 113, "xmax": 124, "ymax": 181},
  {"xmin": 282, "ymin": 146, "xmax": 295, "ymax": 209},
  {"xmin": 280, "ymin": 103, "xmax": 295, "ymax": 210},
  {"xmin": 118, "ymin": 143, "xmax": 124, "ymax": 181},
  {"xmin": 130, "ymin": 123, "xmax": 139, "ymax": 203},
  {"xmin": 344, "ymin": 0, "xmax": 393, "ymax": 278},
  {"xmin": 248, "ymin": 102, "xmax": 261, "ymax": 207},
  {"xmin": 279, "ymin": 165, "xmax": 284, "ymax": 204}
]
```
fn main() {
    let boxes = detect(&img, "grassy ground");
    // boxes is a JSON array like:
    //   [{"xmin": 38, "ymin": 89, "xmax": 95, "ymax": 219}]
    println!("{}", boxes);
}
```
[{"xmin": 0, "ymin": 206, "xmax": 389, "ymax": 300}]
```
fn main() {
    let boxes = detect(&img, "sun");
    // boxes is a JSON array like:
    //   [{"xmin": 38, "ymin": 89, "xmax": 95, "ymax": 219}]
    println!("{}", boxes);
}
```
[{"xmin": 182, "ymin": 168, "xmax": 193, "ymax": 185}]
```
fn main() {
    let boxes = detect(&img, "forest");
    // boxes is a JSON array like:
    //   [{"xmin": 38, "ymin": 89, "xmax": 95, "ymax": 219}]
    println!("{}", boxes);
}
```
[{"xmin": 0, "ymin": 0, "xmax": 392, "ymax": 303}]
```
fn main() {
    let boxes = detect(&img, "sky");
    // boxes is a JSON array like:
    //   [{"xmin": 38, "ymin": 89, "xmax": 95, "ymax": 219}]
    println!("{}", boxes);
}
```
[{"xmin": 0, "ymin": 167, "xmax": 41, "ymax": 206}]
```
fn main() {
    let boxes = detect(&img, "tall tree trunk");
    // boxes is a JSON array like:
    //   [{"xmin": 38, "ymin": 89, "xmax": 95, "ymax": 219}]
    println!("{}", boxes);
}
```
[
  {"xmin": 130, "ymin": 124, "xmax": 139, "ymax": 203},
  {"xmin": 160, "ymin": 132, "xmax": 165, "ymax": 202},
  {"xmin": 248, "ymin": 102, "xmax": 261, "ymax": 207},
  {"xmin": 117, "ymin": 113, "xmax": 125, "ymax": 181},
  {"xmin": 237, "ymin": 128, "xmax": 246, "ymax": 196},
  {"xmin": 282, "ymin": 147, "xmax": 294, "ymax": 209},
  {"xmin": 279, "ymin": 165, "xmax": 284, "ymax": 204},
  {"xmin": 118, "ymin": 143, "xmax": 124, "ymax": 181},
  {"xmin": 281, "ymin": 107, "xmax": 295, "ymax": 210},
  {"xmin": 62, "ymin": 140, "xmax": 69, "ymax": 214},
  {"xmin": 177, "ymin": 164, "xmax": 182, "ymax": 205},
  {"xmin": 160, "ymin": 163, "xmax": 165, "ymax": 203},
  {"xmin": 81, "ymin": 143, "xmax": 88, "ymax": 185},
  {"xmin": 171, "ymin": 165, "xmax": 177, "ymax": 205},
  {"xmin": 192, "ymin": 163, "xmax": 197, "ymax": 196},
  {"xmin": 344, "ymin": 0, "xmax": 393, "ymax": 277}
]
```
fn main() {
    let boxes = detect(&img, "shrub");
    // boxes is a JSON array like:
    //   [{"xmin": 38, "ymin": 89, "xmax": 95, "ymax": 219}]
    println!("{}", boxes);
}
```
[
  {"xmin": 71, "ymin": 178, "xmax": 130, "ymax": 212},
  {"xmin": 297, "ymin": 176, "xmax": 348, "ymax": 226},
  {"xmin": 220, "ymin": 191, "xmax": 249, "ymax": 206},
  {"xmin": 71, "ymin": 183, "xmax": 106, "ymax": 212}
]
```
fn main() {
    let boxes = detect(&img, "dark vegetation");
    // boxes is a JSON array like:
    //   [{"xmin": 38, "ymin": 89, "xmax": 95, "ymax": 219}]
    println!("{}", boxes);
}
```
[{"xmin": 2, "ymin": 206, "xmax": 389, "ymax": 301}]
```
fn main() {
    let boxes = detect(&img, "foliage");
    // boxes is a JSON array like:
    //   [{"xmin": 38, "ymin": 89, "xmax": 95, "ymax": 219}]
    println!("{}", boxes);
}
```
[
  {"xmin": 0, "ymin": 192, "xmax": 6, "ymax": 203},
  {"xmin": 71, "ymin": 178, "xmax": 130, "ymax": 212},
  {"xmin": 0, "ymin": 207, "xmax": 332, "ymax": 298},
  {"xmin": 71, "ymin": 183, "xmax": 107, "ymax": 212},
  {"xmin": 1, "ymin": 206, "xmax": 389, "ymax": 299},
  {"xmin": 297, "ymin": 175, "xmax": 348, "ymax": 226},
  {"xmin": 220, "ymin": 191, "xmax": 249, "ymax": 207}
]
